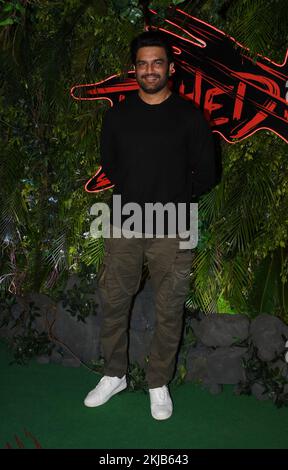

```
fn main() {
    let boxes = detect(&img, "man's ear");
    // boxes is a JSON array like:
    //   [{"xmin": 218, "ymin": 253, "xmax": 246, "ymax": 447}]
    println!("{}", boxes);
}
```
[{"xmin": 169, "ymin": 62, "xmax": 175, "ymax": 76}]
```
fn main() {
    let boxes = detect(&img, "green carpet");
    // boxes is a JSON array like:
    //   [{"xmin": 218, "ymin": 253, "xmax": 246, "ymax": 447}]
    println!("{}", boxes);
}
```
[{"xmin": 1, "ymin": 340, "xmax": 288, "ymax": 449}]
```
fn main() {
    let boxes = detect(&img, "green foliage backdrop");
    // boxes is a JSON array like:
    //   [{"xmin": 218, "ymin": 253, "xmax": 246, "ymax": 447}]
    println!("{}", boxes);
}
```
[{"xmin": 0, "ymin": 0, "xmax": 288, "ymax": 320}]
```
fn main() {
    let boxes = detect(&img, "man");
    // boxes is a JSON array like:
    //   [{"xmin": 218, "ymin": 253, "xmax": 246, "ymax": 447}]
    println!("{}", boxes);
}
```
[{"xmin": 84, "ymin": 30, "xmax": 218, "ymax": 420}]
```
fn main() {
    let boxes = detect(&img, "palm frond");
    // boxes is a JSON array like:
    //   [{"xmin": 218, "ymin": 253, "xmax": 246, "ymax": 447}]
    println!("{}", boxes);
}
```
[
  {"xmin": 80, "ymin": 235, "xmax": 104, "ymax": 270},
  {"xmin": 228, "ymin": 0, "xmax": 285, "ymax": 57},
  {"xmin": 42, "ymin": 232, "xmax": 67, "ymax": 271}
]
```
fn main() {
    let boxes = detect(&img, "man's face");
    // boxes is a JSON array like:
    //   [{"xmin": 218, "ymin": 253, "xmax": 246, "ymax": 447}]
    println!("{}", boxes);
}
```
[{"xmin": 134, "ymin": 46, "xmax": 174, "ymax": 94}]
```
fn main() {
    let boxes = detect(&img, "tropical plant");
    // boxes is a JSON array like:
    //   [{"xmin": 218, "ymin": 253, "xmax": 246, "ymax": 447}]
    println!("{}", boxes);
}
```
[{"xmin": 0, "ymin": 0, "xmax": 140, "ymax": 297}]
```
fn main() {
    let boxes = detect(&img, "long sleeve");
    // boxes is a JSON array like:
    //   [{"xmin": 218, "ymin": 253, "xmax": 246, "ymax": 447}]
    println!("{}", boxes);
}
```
[
  {"xmin": 188, "ymin": 109, "xmax": 218, "ymax": 198},
  {"xmin": 99, "ymin": 108, "xmax": 119, "ymax": 187}
]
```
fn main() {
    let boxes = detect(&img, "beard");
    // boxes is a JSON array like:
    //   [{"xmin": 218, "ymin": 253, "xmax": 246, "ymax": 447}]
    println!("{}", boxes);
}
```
[{"xmin": 136, "ymin": 68, "xmax": 170, "ymax": 94}]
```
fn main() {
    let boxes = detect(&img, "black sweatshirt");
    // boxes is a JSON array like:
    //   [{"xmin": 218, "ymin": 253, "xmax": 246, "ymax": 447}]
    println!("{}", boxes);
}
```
[{"xmin": 99, "ymin": 90, "xmax": 217, "ymax": 235}]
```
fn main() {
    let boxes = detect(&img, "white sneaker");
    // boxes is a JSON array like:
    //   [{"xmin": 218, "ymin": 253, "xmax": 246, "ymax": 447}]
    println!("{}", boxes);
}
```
[
  {"xmin": 149, "ymin": 385, "xmax": 173, "ymax": 420},
  {"xmin": 84, "ymin": 375, "xmax": 127, "ymax": 407}
]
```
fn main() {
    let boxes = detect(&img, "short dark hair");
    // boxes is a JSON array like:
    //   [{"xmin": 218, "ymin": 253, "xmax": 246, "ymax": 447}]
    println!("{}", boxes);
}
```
[{"xmin": 130, "ymin": 30, "xmax": 174, "ymax": 65}]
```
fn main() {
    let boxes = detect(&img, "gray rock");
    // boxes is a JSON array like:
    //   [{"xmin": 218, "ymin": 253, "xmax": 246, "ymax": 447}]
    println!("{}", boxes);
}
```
[
  {"xmin": 191, "ymin": 313, "xmax": 250, "ymax": 347},
  {"xmin": 23, "ymin": 292, "xmax": 58, "ymax": 334},
  {"xmin": 50, "ymin": 348, "xmax": 63, "ymax": 364},
  {"xmin": 250, "ymin": 314, "xmax": 288, "ymax": 361},
  {"xmin": 185, "ymin": 343, "xmax": 212, "ymax": 382},
  {"xmin": 251, "ymin": 382, "xmax": 269, "ymax": 401},
  {"xmin": 64, "ymin": 274, "xmax": 81, "ymax": 293},
  {"xmin": 62, "ymin": 356, "xmax": 81, "ymax": 367},
  {"xmin": 52, "ymin": 297, "xmax": 102, "ymax": 364},
  {"xmin": 11, "ymin": 301, "xmax": 25, "ymax": 320},
  {"xmin": 36, "ymin": 355, "xmax": 50, "ymax": 364},
  {"xmin": 206, "ymin": 346, "xmax": 247, "ymax": 384}
]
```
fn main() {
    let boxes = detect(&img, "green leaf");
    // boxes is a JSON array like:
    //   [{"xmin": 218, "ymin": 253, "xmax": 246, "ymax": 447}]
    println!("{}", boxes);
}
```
[
  {"xmin": 3, "ymin": 4, "xmax": 14, "ymax": 13},
  {"xmin": 0, "ymin": 18, "xmax": 14, "ymax": 26},
  {"xmin": 15, "ymin": 3, "xmax": 25, "ymax": 14}
]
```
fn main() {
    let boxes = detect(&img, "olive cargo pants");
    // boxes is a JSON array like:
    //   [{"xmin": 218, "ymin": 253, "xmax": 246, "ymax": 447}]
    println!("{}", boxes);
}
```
[{"xmin": 97, "ymin": 227, "xmax": 194, "ymax": 389}]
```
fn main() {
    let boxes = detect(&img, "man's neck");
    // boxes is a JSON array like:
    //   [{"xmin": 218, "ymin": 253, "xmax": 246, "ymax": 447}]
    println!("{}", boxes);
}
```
[{"xmin": 138, "ymin": 87, "xmax": 172, "ymax": 105}]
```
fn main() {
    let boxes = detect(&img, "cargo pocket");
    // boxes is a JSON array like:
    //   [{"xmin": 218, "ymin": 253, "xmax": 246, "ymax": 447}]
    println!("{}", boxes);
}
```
[{"xmin": 168, "ymin": 248, "xmax": 194, "ymax": 307}]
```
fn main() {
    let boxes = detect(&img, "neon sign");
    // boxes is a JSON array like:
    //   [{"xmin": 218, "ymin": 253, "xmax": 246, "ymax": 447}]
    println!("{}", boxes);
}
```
[{"xmin": 70, "ymin": 7, "xmax": 288, "ymax": 193}]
